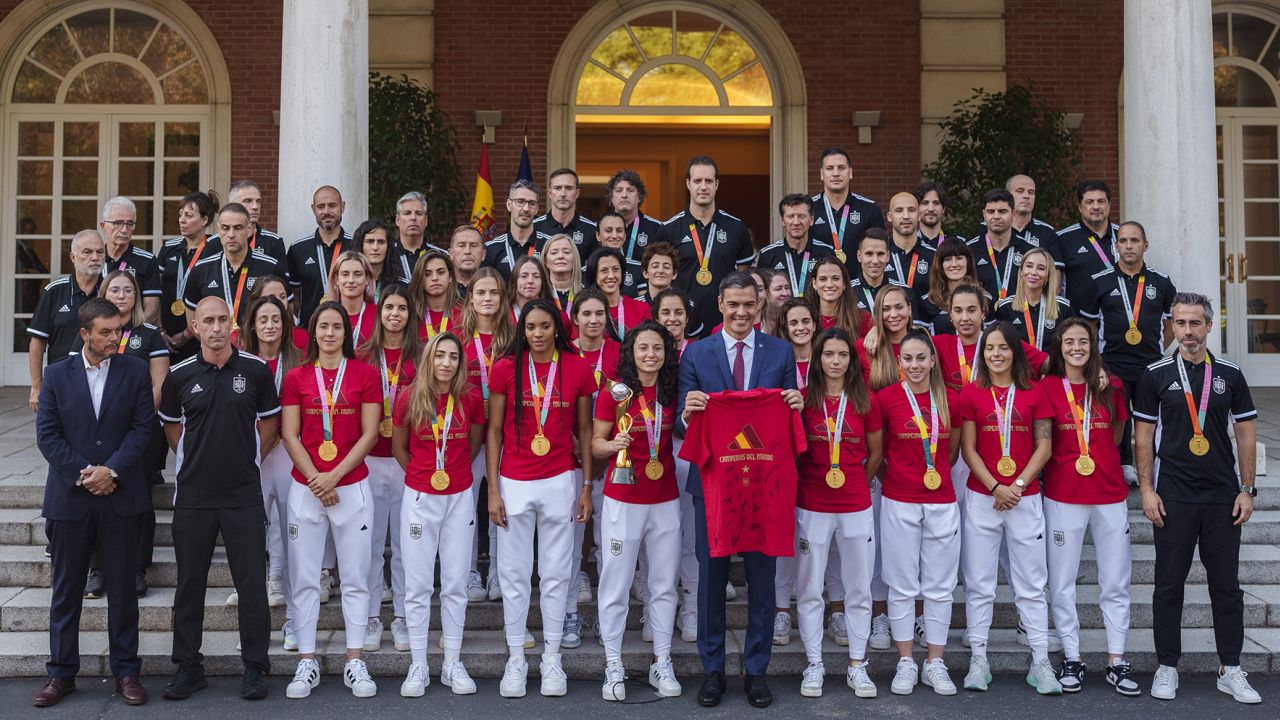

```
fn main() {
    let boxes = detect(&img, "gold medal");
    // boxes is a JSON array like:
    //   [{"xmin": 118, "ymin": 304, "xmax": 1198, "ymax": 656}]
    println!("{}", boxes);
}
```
[
  {"xmin": 997, "ymin": 456, "xmax": 1017, "ymax": 477},
  {"xmin": 1189, "ymin": 434, "xmax": 1210, "ymax": 456},
  {"xmin": 923, "ymin": 468, "xmax": 942, "ymax": 490},
  {"xmin": 170, "ymin": 300, "xmax": 186, "ymax": 316},
  {"xmin": 1125, "ymin": 327, "xmax": 1142, "ymax": 345},
  {"xmin": 646, "ymin": 459, "xmax": 663, "ymax": 481},
  {"xmin": 430, "ymin": 469, "xmax": 450, "ymax": 491},
  {"xmin": 531, "ymin": 433, "xmax": 551, "ymax": 456},
  {"xmin": 695, "ymin": 267, "xmax": 712, "ymax": 286},
  {"xmin": 318, "ymin": 440, "xmax": 338, "ymax": 462},
  {"xmin": 835, "ymin": 250, "xmax": 847, "ymax": 263},
  {"xmin": 378, "ymin": 418, "xmax": 393, "ymax": 437},
  {"xmin": 1075, "ymin": 455, "xmax": 1096, "ymax": 476},
  {"xmin": 826, "ymin": 468, "xmax": 846, "ymax": 489}
]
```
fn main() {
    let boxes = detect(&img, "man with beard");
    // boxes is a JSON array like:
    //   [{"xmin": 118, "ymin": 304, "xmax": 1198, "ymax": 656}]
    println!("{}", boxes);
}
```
[
  {"xmin": 225, "ymin": 180, "xmax": 288, "ymax": 267},
  {"xmin": 605, "ymin": 169, "xmax": 664, "ymax": 297},
  {"xmin": 965, "ymin": 189, "xmax": 1036, "ymax": 304},
  {"xmin": 1056, "ymin": 180, "xmax": 1121, "ymax": 312},
  {"xmin": 286, "ymin": 186, "xmax": 353, "ymax": 326},
  {"xmin": 535, "ymin": 169, "xmax": 599, "ymax": 263},
  {"xmin": 913, "ymin": 181, "xmax": 949, "ymax": 248},
  {"xmin": 28, "ymin": 229, "xmax": 106, "ymax": 411},
  {"xmin": 483, "ymin": 180, "xmax": 547, "ymax": 279}
]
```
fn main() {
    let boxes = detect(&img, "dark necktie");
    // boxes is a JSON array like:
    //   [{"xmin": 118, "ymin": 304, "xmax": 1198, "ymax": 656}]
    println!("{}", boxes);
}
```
[{"xmin": 733, "ymin": 340, "xmax": 746, "ymax": 391}]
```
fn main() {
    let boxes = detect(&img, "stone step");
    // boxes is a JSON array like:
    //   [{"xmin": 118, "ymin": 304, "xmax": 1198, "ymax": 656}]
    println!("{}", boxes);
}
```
[
  {"xmin": 3, "ymin": 582, "xmax": 1278, "ymax": 633},
  {"xmin": 1, "ymin": 627, "xmax": 1275, "ymax": 678}
]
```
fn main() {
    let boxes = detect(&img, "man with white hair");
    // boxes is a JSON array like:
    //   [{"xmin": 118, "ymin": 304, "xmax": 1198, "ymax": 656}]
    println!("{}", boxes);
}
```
[
  {"xmin": 392, "ymin": 191, "xmax": 444, "ymax": 277},
  {"xmin": 99, "ymin": 197, "xmax": 161, "ymax": 324},
  {"xmin": 27, "ymin": 229, "xmax": 105, "ymax": 412}
]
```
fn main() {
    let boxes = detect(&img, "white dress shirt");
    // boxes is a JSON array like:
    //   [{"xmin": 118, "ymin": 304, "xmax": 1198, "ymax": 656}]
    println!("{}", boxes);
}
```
[
  {"xmin": 83, "ymin": 352, "xmax": 110, "ymax": 419},
  {"xmin": 721, "ymin": 327, "xmax": 756, "ymax": 390}
]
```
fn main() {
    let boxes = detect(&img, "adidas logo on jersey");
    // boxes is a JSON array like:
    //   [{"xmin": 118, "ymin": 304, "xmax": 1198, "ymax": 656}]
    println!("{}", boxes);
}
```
[
  {"xmin": 1077, "ymin": 246, "xmax": 1089, "ymax": 254},
  {"xmin": 57, "ymin": 304, "xmax": 71, "ymax": 313},
  {"xmin": 1168, "ymin": 382, "xmax": 1182, "ymax": 392},
  {"xmin": 190, "ymin": 383, "xmax": 204, "ymax": 394},
  {"xmin": 305, "ymin": 257, "xmax": 316, "ymax": 265},
  {"xmin": 207, "ymin": 280, "xmax": 218, "ymax": 288}
]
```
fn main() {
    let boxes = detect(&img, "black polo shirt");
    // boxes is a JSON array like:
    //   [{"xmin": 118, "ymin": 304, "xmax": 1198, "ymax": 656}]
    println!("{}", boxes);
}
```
[
  {"xmin": 916, "ymin": 294, "xmax": 953, "ymax": 334},
  {"xmin": 183, "ymin": 250, "xmax": 282, "ymax": 314},
  {"xmin": 756, "ymin": 237, "xmax": 835, "ymax": 296},
  {"xmin": 103, "ymin": 244, "xmax": 161, "ymax": 299},
  {"xmin": 211, "ymin": 225, "xmax": 286, "ymax": 269},
  {"xmin": 392, "ymin": 240, "xmax": 448, "ymax": 281},
  {"xmin": 158, "ymin": 236, "xmax": 224, "ymax": 337},
  {"xmin": 885, "ymin": 237, "xmax": 936, "ymax": 295},
  {"xmin": 1056, "ymin": 221, "xmax": 1119, "ymax": 312},
  {"xmin": 850, "ymin": 272, "xmax": 910, "ymax": 314},
  {"xmin": 1013, "ymin": 217, "xmax": 1061, "ymax": 265},
  {"xmin": 482, "ymin": 228, "xmax": 549, "ymax": 280},
  {"xmin": 160, "ymin": 350, "xmax": 280, "ymax": 509},
  {"xmin": 615, "ymin": 213, "xmax": 665, "ymax": 297},
  {"xmin": 965, "ymin": 233, "xmax": 1037, "ymax": 305},
  {"xmin": 69, "ymin": 322, "xmax": 168, "ymax": 361},
  {"xmin": 1133, "ymin": 352, "xmax": 1256, "ymax": 505},
  {"xmin": 659, "ymin": 207, "xmax": 755, "ymax": 337},
  {"xmin": 993, "ymin": 296, "xmax": 1078, "ymax": 352},
  {"xmin": 809, "ymin": 191, "xmax": 884, "ymax": 273},
  {"xmin": 285, "ymin": 229, "xmax": 353, "ymax": 325},
  {"xmin": 535, "ymin": 212, "xmax": 599, "ymax": 267},
  {"xmin": 1080, "ymin": 263, "xmax": 1177, "ymax": 379},
  {"xmin": 28, "ymin": 274, "xmax": 102, "ymax": 365}
]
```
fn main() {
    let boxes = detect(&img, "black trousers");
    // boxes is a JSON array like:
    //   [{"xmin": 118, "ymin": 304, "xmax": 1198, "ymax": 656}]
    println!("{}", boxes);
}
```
[
  {"xmin": 88, "ymin": 419, "xmax": 164, "ymax": 573},
  {"xmin": 47, "ymin": 497, "xmax": 142, "ymax": 679},
  {"xmin": 693, "ymin": 494, "xmax": 775, "ymax": 676},
  {"xmin": 1114, "ymin": 369, "xmax": 1142, "ymax": 466},
  {"xmin": 171, "ymin": 505, "xmax": 270, "ymax": 674},
  {"xmin": 1152, "ymin": 499, "xmax": 1244, "ymax": 667}
]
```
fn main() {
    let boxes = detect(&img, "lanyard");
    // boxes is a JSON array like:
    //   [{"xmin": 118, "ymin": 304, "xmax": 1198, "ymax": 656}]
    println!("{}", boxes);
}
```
[
  {"xmin": 637, "ymin": 392, "xmax": 662, "ymax": 462},
  {"xmin": 1022, "ymin": 301, "xmax": 1046, "ymax": 350},
  {"xmin": 891, "ymin": 248, "xmax": 920, "ymax": 288},
  {"xmin": 1087, "ymin": 233, "xmax": 1114, "ymax": 269},
  {"xmin": 956, "ymin": 337, "xmax": 976, "ymax": 385},
  {"xmin": 424, "ymin": 307, "xmax": 450, "ymax": 339},
  {"xmin": 1061, "ymin": 379, "xmax": 1092, "ymax": 457},
  {"xmin": 688, "ymin": 222, "xmax": 718, "ymax": 274},
  {"xmin": 984, "ymin": 234, "xmax": 1016, "ymax": 301},
  {"xmin": 626, "ymin": 215, "xmax": 641, "ymax": 260},
  {"xmin": 990, "ymin": 385, "xmax": 1017, "ymax": 459},
  {"xmin": 350, "ymin": 302, "xmax": 370, "ymax": 347},
  {"xmin": 824, "ymin": 201, "xmax": 849, "ymax": 254},
  {"xmin": 822, "ymin": 393, "xmax": 849, "ymax": 470},
  {"xmin": 314, "ymin": 358, "xmax": 348, "ymax": 445},
  {"xmin": 316, "ymin": 244, "xmax": 340, "ymax": 295},
  {"xmin": 1175, "ymin": 354, "xmax": 1213, "ymax": 438},
  {"xmin": 858, "ymin": 283, "xmax": 876, "ymax": 311},
  {"xmin": 271, "ymin": 356, "xmax": 284, "ymax": 393},
  {"xmin": 380, "ymin": 349, "xmax": 403, "ymax": 420},
  {"xmin": 117, "ymin": 327, "xmax": 132, "ymax": 354},
  {"xmin": 784, "ymin": 248, "xmax": 811, "ymax": 296},
  {"xmin": 527, "ymin": 351, "xmax": 560, "ymax": 436},
  {"xmin": 902, "ymin": 383, "xmax": 940, "ymax": 471},
  {"xmin": 615, "ymin": 300, "xmax": 627, "ymax": 341},
  {"xmin": 1118, "ymin": 274, "xmax": 1146, "ymax": 331},
  {"xmin": 795, "ymin": 359, "xmax": 807, "ymax": 390},
  {"xmin": 175, "ymin": 237, "xmax": 207, "ymax": 299},
  {"xmin": 473, "ymin": 332, "xmax": 492, "ymax": 400},
  {"xmin": 220, "ymin": 258, "xmax": 250, "ymax": 322},
  {"xmin": 503, "ymin": 233, "xmax": 537, "ymax": 272},
  {"xmin": 576, "ymin": 341, "xmax": 605, "ymax": 398},
  {"xmin": 430, "ymin": 395, "xmax": 456, "ymax": 470}
]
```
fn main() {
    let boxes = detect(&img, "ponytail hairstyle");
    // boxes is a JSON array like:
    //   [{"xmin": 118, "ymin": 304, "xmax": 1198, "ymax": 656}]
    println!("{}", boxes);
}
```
[
  {"xmin": 805, "ymin": 327, "xmax": 871, "ymax": 415},
  {"xmin": 973, "ymin": 321, "xmax": 1034, "ymax": 391},
  {"xmin": 898, "ymin": 328, "xmax": 950, "ymax": 431},
  {"xmin": 803, "ymin": 256, "xmax": 862, "ymax": 341},
  {"xmin": 869, "ymin": 284, "xmax": 914, "ymax": 391},
  {"xmin": 402, "ymin": 331, "xmax": 469, "ymax": 432},
  {"xmin": 326, "ymin": 250, "xmax": 374, "ymax": 303},
  {"xmin": 1043, "ymin": 316, "xmax": 1113, "ymax": 415},
  {"xmin": 242, "ymin": 295, "xmax": 301, "ymax": 374}
]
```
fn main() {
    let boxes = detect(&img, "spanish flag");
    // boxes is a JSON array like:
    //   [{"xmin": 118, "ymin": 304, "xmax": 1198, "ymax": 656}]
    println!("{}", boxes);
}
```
[
  {"xmin": 728, "ymin": 424, "xmax": 765, "ymax": 451},
  {"xmin": 470, "ymin": 143, "xmax": 496, "ymax": 240}
]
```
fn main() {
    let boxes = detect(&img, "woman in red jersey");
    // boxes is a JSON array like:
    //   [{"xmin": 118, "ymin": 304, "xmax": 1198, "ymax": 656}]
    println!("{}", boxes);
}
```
[
  {"xmin": 587, "ymin": 247, "xmax": 650, "ymax": 341},
  {"xmin": 652, "ymin": 287, "xmax": 693, "ymax": 354},
  {"xmin": 863, "ymin": 284, "xmax": 916, "ymax": 390},
  {"xmin": 933, "ymin": 284, "xmax": 1049, "ymax": 394},
  {"xmin": 773, "ymin": 298, "xmax": 819, "ymax": 392},
  {"xmin": 327, "ymin": 251, "xmax": 376, "ymax": 347},
  {"xmin": 803, "ymin": 256, "xmax": 868, "ymax": 339},
  {"xmin": 410, "ymin": 250, "xmax": 461, "ymax": 340}
]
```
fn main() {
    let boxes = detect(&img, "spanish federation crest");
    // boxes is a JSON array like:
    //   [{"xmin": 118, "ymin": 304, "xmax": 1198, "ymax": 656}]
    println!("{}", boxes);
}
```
[
  {"xmin": 637, "ymin": 232, "xmax": 649, "ymax": 247},
  {"xmin": 610, "ymin": 539, "xmax": 623, "ymax": 556},
  {"xmin": 288, "ymin": 523, "xmax": 298, "ymax": 540},
  {"xmin": 624, "ymin": 272, "xmax": 634, "ymax": 287},
  {"xmin": 1053, "ymin": 530, "xmax": 1064, "ymax": 547},
  {"xmin": 572, "ymin": 230, "xmax": 583, "ymax": 244},
  {"xmin": 917, "ymin": 260, "xmax": 929, "ymax": 275},
  {"xmin": 1213, "ymin": 377, "xmax": 1227, "ymax": 395},
  {"xmin": 1045, "ymin": 318, "xmax": 1056, "ymax": 330},
  {"xmin": 232, "ymin": 375, "xmax": 246, "ymax": 394},
  {"xmin": 1145, "ymin": 286, "xmax": 1157, "ymax": 300},
  {"xmin": 798, "ymin": 538, "xmax": 810, "ymax": 555},
  {"xmin": 410, "ymin": 523, "xmax": 422, "ymax": 540},
  {"xmin": 129, "ymin": 335, "xmax": 142, "ymax": 350},
  {"xmin": 716, "ymin": 229, "xmax": 727, "ymax": 243},
  {"xmin": 850, "ymin": 210, "xmax": 861, "ymax": 225}
]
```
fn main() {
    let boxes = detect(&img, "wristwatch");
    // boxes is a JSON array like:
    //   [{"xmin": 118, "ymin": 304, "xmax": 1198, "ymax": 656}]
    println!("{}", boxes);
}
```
[
  {"xmin": 1013, "ymin": 478, "xmax": 1026, "ymax": 489},
  {"xmin": 107, "ymin": 467, "xmax": 118, "ymax": 480},
  {"xmin": 1242, "ymin": 485, "xmax": 1257, "ymax": 498}
]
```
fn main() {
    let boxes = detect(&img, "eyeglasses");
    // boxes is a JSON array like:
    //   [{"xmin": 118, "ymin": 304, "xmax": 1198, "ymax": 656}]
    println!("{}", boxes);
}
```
[
  {"xmin": 104, "ymin": 219, "xmax": 136, "ymax": 229},
  {"xmin": 509, "ymin": 198, "xmax": 537, "ymax": 209}
]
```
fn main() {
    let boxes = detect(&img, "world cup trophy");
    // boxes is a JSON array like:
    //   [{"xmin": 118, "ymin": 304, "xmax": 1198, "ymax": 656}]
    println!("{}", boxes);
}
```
[{"xmin": 609, "ymin": 382, "xmax": 636, "ymax": 485}]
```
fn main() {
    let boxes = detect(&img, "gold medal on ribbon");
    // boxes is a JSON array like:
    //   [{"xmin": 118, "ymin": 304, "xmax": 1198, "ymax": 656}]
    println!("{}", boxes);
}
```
[
  {"xmin": 997, "ymin": 456, "xmax": 1017, "ymax": 477},
  {"xmin": 696, "ymin": 268, "xmax": 712, "ymax": 286},
  {"xmin": 1075, "ymin": 455, "xmax": 1096, "ymax": 476},
  {"xmin": 430, "ymin": 469, "xmax": 450, "ymax": 491},
  {"xmin": 531, "ymin": 433, "xmax": 551, "ymax": 456},
  {"xmin": 170, "ymin": 300, "xmax": 186, "ymax": 316},
  {"xmin": 923, "ymin": 468, "xmax": 942, "ymax": 491},
  {"xmin": 835, "ymin": 250, "xmax": 847, "ymax": 263},
  {"xmin": 826, "ymin": 468, "xmax": 846, "ymax": 489},
  {"xmin": 1189, "ymin": 434, "xmax": 1210, "ymax": 456},
  {"xmin": 318, "ymin": 440, "xmax": 338, "ymax": 462},
  {"xmin": 646, "ymin": 459, "xmax": 663, "ymax": 481},
  {"xmin": 1125, "ymin": 327, "xmax": 1142, "ymax": 345},
  {"xmin": 379, "ymin": 418, "xmax": 393, "ymax": 437}
]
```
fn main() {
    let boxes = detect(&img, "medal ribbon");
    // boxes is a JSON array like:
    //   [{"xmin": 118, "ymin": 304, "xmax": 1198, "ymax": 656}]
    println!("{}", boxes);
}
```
[
  {"xmin": 825, "ymin": 202, "xmax": 849, "ymax": 255},
  {"xmin": 1061, "ymin": 379, "xmax": 1092, "ymax": 458},
  {"xmin": 314, "ymin": 358, "xmax": 348, "ymax": 448},
  {"xmin": 890, "ymin": 249, "xmax": 920, "ymax": 288},
  {"xmin": 1087, "ymin": 234, "xmax": 1114, "ymax": 269},
  {"xmin": 984, "ymin": 234, "xmax": 1016, "ymax": 301},
  {"xmin": 424, "ymin": 308, "xmax": 450, "ymax": 339},
  {"xmin": 430, "ymin": 394, "xmax": 456, "ymax": 471},
  {"xmin": 902, "ymin": 383, "xmax": 940, "ymax": 472},
  {"xmin": 795, "ymin": 359, "xmax": 807, "ymax": 390},
  {"xmin": 991, "ymin": 386, "xmax": 1017, "ymax": 462},
  {"xmin": 380, "ymin": 349, "xmax": 403, "ymax": 422},
  {"xmin": 1022, "ymin": 301, "xmax": 1047, "ymax": 350},
  {"xmin": 1118, "ymin": 274, "xmax": 1146, "ymax": 334},
  {"xmin": 351, "ymin": 301, "xmax": 370, "ymax": 347},
  {"xmin": 637, "ymin": 392, "xmax": 662, "ymax": 463},
  {"xmin": 271, "ymin": 356, "xmax": 284, "ymax": 393},
  {"xmin": 527, "ymin": 351, "xmax": 560, "ymax": 438},
  {"xmin": 117, "ymin": 328, "xmax": 132, "ymax": 354},
  {"xmin": 473, "ymin": 332, "xmax": 492, "ymax": 400},
  {"xmin": 688, "ymin": 222, "xmax": 717, "ymax": 276},
  {"xmin": 1175, "ymin": 354, "xmax": 1213, "ymax": 439},
  {"xmin": 616, "ymin": 300, "xmax": 626, "ymax": 341},
  {"xmin": 784, "ymin": 249, "xmax": 811, "ymax": 296},
  {"xmin": 626, "ymin": 216, "xmax": 641, "ymax": 260},
  {"xmin": 576, "ymin": 341, "xmax": 605, "ymax": 400},
  {"xmin": 220, "ymin": 259, "xmax": 250, "ymax": 322},
  {"xmin": 174, "ymin": 237, "xmax": 207, "ymax": 300},
  {"xmin": 957, "ymin": 337, "xmax": 975, "ymax": 386},
  {"xmin": 823, "ymin": 393, "xmax": 848, "ymax": 471}
]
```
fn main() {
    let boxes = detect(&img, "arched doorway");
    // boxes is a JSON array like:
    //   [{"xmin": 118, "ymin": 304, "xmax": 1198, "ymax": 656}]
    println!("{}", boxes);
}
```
[
  {"xmin": 547, "ymin": 0, "xmax": 806, "ymax": 243},
  {"xmin": 1214, "ymin": 2, "xmax": 1280, "ymax": 377},
  {"xmin": 0, "ymin": 0, "xmax": 229, "ymax": 384}
]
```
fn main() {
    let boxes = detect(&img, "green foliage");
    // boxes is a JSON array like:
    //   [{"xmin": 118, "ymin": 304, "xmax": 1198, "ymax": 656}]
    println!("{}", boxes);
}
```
[
  {"xmin": 368, "ymin": 73, "xmax": 466, "ymax": 243},
  {"xmin": 923, "ymin": 85, "xmax": 1083, "ymax": 238}
]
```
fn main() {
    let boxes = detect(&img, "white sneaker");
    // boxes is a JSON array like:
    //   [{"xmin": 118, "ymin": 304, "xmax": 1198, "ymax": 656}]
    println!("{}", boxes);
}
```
[
  {"xmin": 1015, "ymin": 622, "xmax": 1063, "ymax": 652},
  {"xmin": 1217, "ymin": 666, "xmax": 1262, "ymax": 704},
  {"xmin": 913, "ymin": 616, "xmax": 927, "ymax": 648},
  {"xmin": 391, "ymin": 617, "xmax": 409, "ymax": 652},
  {"xmin": 1122, "ymin": 464, "xmax": 1138, "ymax": 485},
  {"xmin": 1027, "ymin": 658, "xmax": 1063, "ymax": 695},
  {"xmin": 827, "ymin": 611, "xmax": 848, "ymax": 646},
  {"xmin": 540, "ymin": 654, "xmax": 568, "ymax": 697},
  {"xmin": 285, "ymin": 658, "xmax": 320, "ymax": 699},
  {"xmin": 266, "ymin": 576, "xmax": 286, "ymax": 608},
  {"xmin": 921, "ymin": 658, "xmax": 956, "ymax": 695},
  {"xmin": 772, "ymin": 611, "xmax": 792, "ymax": 646},
  {"xmin": 602, "ymin": 659, "xmax": 626, "ymax": 701},
  {"xmin": 964, "ymin": 655, "xmax": 991, "ymax": 691},
  {"xmin": 466, "ymin": 570, "xmax": 487, "ymax": 603},
  {"xmin": 319, "ymin": 570, "xmax": 334, "ymax": 603},
  {"xmin": 890, "ymin": 657, "xmax": 919, "ymax": 695},
  {"xmin": 578, "ymin": 570, "xmax": 593, "ymax": 603},
  {"xmin": 1151, "ymin": 664, "xmax": 1178, "ymax": 701},
  {"xmin": 400, "ymin": 661, "xmax": 429, "ymax": 697},
  {"xmin": 801, "ymin": 662, "xmax": 825, "ymax": 698},
  {"xmin": 679, "ymin": 611, "xmax": 697, "ymax": 642},
  {"xmin": 641, "ymin": 612, "xmax": 654, "ymax": 642},
  {"xmin": 562, "ymin": 612, "xmax": 583, "ymax": 649},
  {"xmin": 847, "ymin": 661, "xmax": 877, "ymax": 698},
  {"xmin": 281, "ymin": 619, "xmax": 298, "ymax": 651},
  {"xmin": 500, "ymin": 656, "xmax": 528, "ymax": 698},
  {"xmin": 869, "ymin": 614, "xmax": 891, "ymax": 650},
  {"xmin": 344, "ymin": 658, "xmax": 377, "ymax": 698},
  {"xmin": 488, "ymin": 576, "xmax": 502, "ymax": 601},
  {"xmin": 364, "ymin": 618, "xmax": 383, "ymax": 652},
  {"xmin": 524, "ymin": 631, "xmax": 536, "ymax": 649},
  {"xmin": 225, "ymin": 590, "xmax": 239, "ymax": 607},
  {"xmin": 441, "ymin": 660, "xmax": 477, "ymax": 695},
  {"xmin": 649, "ymin": 657, "xmax": 681, "ymax": 697},
  {"xmin": 631, "ymin": 576, "xmax": 649, "ymax": 602},
  {"xmin": 724, "ymin": 582, "xmax": 737, "ymax": 601}
]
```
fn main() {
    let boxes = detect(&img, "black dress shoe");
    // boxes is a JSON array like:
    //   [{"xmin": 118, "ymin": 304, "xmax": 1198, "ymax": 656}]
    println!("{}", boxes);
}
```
[
  {"xmin": 745, "ymin": 674, "xmax": 772, "ymax": 708},
  {"xmin": 698, "ymin": 671, "xmax": 726, "ymax": 707},
  {"xmin": 33, "ymin": 677, "xmax": 75, "ymax": 707},
  {"xmin": 135, "ymin": 572, "xmax": 148, "ymax": 598},
  {"xmin": 241, "ymin": 666, "xmax": 268, "ymax": 700},
  {"xmin": 83, "ymin": 569, "xmax": 105, "ymax": 599},
  {"xmin": 162, "ymin": 664, "xmax": 208, "ymax": 700}
]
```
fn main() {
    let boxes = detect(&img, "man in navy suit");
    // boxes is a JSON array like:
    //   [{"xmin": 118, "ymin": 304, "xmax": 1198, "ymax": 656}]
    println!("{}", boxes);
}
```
[
  {"xmin": 678, "ymin": 271, "xmax": 803, "ymax": 708},
  {"xmin": 34, "ymin": 297, "xmax": 155, "ymax": 707}
]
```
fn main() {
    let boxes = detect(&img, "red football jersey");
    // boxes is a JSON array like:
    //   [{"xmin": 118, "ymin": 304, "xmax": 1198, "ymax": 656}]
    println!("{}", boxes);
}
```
[
  {"xmin": 797, "ymin": 392, "xmax": 883, "ymax": 513},
  {"xmin": 489, "ymin": 350, "xmax": 595, "ymax": 480},
  {"xmin": 362, "ymin": 346, "xmax": 417, "ymax": 458},
  {"xmin": 594, "ymin": 384, "xmax": 679, "ymax": 505},
  {"xmin": 347, "ymin": 302, "xmax": 377, "ymax": 348},
  {"xmin": 464, "ymin": 330, "xmax": 496, "ymax": 418},
  {"xmin": 876, "ymin": 385, "xmax": 961, "ymax": 504},
  {"xmin": 393, "ymin": 388, "xmax": 485, "ymax": 495},
  {"xmin": 576, "ymin": 338, "xmax": 620, "ymax": 397},
  {"xmin": 609, "ymin": 296, "xmax": 651, "ymax": 338},
  {"xmin": 959, "ymin": 380, "xmax": 1052, "ymax": 495},
  {"xmin": 1041, "ymin": 377, "xmax": 1129, "ymax": 505},
  {"xmin": 934, "ymin": 334, "xmax": 1050, "ymax": 392},
  {"xmin": 280, "ymin": 358, "xmax": 382, "ymax": 486}
]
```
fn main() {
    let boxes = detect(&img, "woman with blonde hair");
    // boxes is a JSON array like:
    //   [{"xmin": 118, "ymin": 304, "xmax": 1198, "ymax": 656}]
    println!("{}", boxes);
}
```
[
  {"xmin": 327, "ymin": 250, "xmax": 377, "ymax": 347},
  {"xmin": 863, "ymin": 285, "xmax": 917, "ymax": 391},
  {"xmin": 994, "ymin": 247, "xmax": 1076, "ymax": 352},
  {"xmin": 542, "ymin": 233, "xmax": 583, "ymax": 315}
]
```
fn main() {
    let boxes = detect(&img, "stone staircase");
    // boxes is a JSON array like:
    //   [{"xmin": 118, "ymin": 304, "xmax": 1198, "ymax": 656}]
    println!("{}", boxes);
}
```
[{"xmin": 0, "ymin": 387, "xmax": 1277, "ymax": 680}]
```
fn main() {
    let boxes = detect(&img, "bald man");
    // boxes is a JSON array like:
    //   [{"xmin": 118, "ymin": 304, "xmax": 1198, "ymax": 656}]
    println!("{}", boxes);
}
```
[
  {"xmin": 885, "ymin": 191, "xmax": 935, "ymax": 295},
  {"xmin": 1005, "ymin": 175, "xmax": 1061, "ymax": 265},
  {"xmin": 159, "ymin": 297, "xmax": 281, "ymax": 701},
  {"xmin": 286, "ymin": 186, "xmax": 353, "ymax": 326}
]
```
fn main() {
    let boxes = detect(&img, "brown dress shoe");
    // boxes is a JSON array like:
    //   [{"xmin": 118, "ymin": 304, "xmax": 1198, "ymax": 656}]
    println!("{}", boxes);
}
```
[
  {"xmin": 33, "ymin": 677, "xmax": 75, "ymax": 707},
  {"xmin": 116, "ymin": 676, "xmax": 148, "ymax": 705}
]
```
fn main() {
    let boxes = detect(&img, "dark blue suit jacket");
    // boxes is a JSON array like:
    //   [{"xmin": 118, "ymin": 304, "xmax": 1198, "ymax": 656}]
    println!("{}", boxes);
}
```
[
  {"xmin": 37, "ymin": 352, "xmax": 154, "ymax": 522},
  {"xmin": 677, "ymin": 330, "xmax": 797, "ymax": 497}
]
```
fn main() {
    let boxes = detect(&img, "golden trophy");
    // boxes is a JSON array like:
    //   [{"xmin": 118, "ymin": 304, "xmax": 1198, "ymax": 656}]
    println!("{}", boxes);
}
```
[{"xmin": 609, "ymin": 382, "xmax": 636, "ymax": 485}]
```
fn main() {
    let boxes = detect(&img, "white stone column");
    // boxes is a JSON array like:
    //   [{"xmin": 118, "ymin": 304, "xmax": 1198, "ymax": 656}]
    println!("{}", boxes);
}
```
[
  {"xmin": 277, "ymin": 0, "xmax": 369, "ymax": 241},
  {"xmin": 1123, "ymin": 0, "xmax": 1218, "ymax": 344}
]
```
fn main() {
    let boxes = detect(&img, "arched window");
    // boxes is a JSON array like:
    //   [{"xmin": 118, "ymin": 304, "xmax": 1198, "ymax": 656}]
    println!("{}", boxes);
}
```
[{"xmin": 1212, "ymin": 8, "xmax": 1280, "ymax": 107}]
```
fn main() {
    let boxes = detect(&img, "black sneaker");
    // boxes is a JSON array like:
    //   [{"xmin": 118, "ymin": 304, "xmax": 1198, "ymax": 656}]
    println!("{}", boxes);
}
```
[
  {"xmin": 241, "ymin": 666, "xmax": 268, "ymax": 700},
  {"xmin": 83, "ymin": 569, "xmax": 105, "ymax": 599},
  {"xmin": 162, "ymin": 665, "xmax": 208, "ymax": 701},
  {"xmin": 1106, "ymin": 662, "xmax": 1141, "ymax": 696},
  {"xmin": 1056, "ymin": 660, "xmax": 1085, "ymax": 693},
  {"xmin": 135, "ymin": 572, "xmax": 148, "ymax": 598}
]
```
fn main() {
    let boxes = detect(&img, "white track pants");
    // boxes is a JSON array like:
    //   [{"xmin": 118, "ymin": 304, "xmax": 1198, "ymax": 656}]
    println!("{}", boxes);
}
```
[
  {"xmin": 287, "ymin": 481, "xmax": 373, "ymax": 653},
  {"xmin": 675, "ymin": 450, "xmax": 698, "ymax": 611},
  {"xmin": 962, "ymin": 489, "xmax": 1050, "ymax": 661},
  {"xmin": 1045, "ymin": 498, "xmax": 1131, "ymax": 659},
  {"xmin": 261, "ymin": 443, "xmax": 294, "ymax": 618},
  {"xmin": 796, "ymin": 507, "xmax": 875, "ymax": 661},
  {"xmin": 365, "ymin": 456, "xmax": 405, "ymax": 617},
  {"xmin": 469, "ymin": 447, "xmax": 493, "ymax": 578},
  {"xmin": 568, "ymin": 471, "xmax": 604, "ymax": 615},
  {"xmin": 496, "ymin": 471, "xmax": 577, "ymax": 653},
  {"xmin": 870, "ymin": 478, "xmax": 888, "ymax": 602},
  {"xmin": 401, "ymin": 486, "xmax": 472, "ymax": 652},
  {"xmin": 598, "ymin": 497, "xmax": 680, "ymax": 661},
  {"xmin": 879, "ymin": 497, "xmax": 959, "ymax": 646}
]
